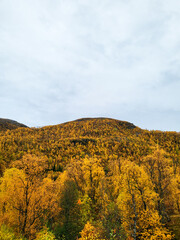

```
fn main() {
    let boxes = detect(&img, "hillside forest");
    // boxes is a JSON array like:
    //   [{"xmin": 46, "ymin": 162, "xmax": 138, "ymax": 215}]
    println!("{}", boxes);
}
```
[{"xmin": 0, "ymin": 118, "xmax": 180, "ymax": 240}]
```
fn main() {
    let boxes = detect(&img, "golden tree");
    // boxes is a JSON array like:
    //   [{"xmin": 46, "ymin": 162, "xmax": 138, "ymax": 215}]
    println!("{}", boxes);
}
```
[
  {"xmin": 79, "ymin": 222, "xmax": 105, "ymax": 240},
  {"xmin": 0, "ymin": 154, "xmax": 60, "ymax": 239},
  {"xmin": 142, "ymin": 149, "xmax": 174, "ymax": 222},
  {"xmin": 117, "ymin": 161, "xmax": 172, "ymax": 240}
]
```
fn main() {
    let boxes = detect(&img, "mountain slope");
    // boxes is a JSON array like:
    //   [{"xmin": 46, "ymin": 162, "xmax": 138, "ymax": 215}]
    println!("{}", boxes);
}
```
[
  {"xmin": 0, "ymin": 117, "xmax": 180, "ymax": 239},
  {"xmin": 0, "ymin": 117, "xmax": 179, "ymax": 170},
  {"xmin": 0, "ymin": 118, "xmax": 28, "ymax": 131}
]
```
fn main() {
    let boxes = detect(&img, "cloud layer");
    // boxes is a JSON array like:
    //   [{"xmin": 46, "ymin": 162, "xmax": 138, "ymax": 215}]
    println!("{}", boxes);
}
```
[{"xmin": 0, "ymin": 0, "xmax": 180, "ymax": 130}]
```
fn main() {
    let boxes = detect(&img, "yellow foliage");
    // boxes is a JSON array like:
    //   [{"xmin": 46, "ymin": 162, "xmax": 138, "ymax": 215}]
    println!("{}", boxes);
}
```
[
  {"xmin": 0, "ymin": 118, "xmax": 180, "ymax": 239},
  {"xmin": 79, "ymin": 222, "xmax": 105, "ymax": 240},
  {"xmin": 0, "ymin": 155, "xmax": 60, "ymax": 239},
  {"xmin": 117, "ymin": 161, "xmax": 172, "ymax": 239}
]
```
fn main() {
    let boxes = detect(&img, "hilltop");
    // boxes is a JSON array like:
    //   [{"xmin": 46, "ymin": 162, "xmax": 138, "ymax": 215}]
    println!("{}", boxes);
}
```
[
  {"xmin": 0, "ymin": 117, "xmax": 179, "ymax": 170},
  {"xmin": 0, "ymin": 118, "xmax": 28, "ymax": 131}
]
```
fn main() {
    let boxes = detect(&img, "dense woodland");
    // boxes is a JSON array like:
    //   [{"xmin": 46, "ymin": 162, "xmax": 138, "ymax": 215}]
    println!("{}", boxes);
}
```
[{"xmin": 0, "ymin": 118, "xmax": 180, "ymax": 240}]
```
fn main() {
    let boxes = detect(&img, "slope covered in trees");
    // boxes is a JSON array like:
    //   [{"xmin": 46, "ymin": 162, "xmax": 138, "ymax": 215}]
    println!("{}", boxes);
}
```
[
  {"xmin": 0, "ymin": 118, "xmax": 179, "ymax": 239},
  {"xmin": 0, "ymin": 118, "xmax": 28, "ymax": 132}
]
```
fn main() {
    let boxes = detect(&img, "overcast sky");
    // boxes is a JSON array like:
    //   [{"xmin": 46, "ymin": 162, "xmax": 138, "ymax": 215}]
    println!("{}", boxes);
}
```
[{"xmin": 0, "ymin": 0, "xmax": 180, "ymax": 131}]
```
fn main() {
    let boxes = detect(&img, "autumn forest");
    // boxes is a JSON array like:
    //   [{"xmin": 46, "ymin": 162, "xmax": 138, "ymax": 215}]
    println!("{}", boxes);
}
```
[{"xmin": 0, "ymin": 117, "xmax": 180, "ymax": 240}]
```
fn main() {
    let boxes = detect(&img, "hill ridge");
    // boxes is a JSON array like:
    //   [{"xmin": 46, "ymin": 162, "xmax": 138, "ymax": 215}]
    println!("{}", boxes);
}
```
[{"xmin": 0, "ymin": 118, "xmax": 28, "ymax": 131}]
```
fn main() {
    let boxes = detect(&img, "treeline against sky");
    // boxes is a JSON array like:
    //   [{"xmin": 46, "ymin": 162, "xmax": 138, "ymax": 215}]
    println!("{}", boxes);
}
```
[{"xmin": 0, "ymin": 118, "xmax": 179, "ymax": 239}]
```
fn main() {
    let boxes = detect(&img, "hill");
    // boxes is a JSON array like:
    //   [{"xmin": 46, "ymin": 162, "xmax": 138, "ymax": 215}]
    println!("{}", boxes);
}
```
[
  {"xmin": 0, "ymin": 117, "xmax": 179, "ymax": 239},
  {"xmin": 0, "ymin": 117, "xmax": 179, "ymax": 171},
  {"xmin": 0, "ymin": 118, "xmax": 28, "ymax": 131}
]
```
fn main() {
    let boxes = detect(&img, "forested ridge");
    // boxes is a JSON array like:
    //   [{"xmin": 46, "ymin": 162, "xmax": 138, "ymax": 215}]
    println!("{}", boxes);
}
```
[{"xmin": 0, "ymin": 118, "xmax": 180, "ymax": 240}]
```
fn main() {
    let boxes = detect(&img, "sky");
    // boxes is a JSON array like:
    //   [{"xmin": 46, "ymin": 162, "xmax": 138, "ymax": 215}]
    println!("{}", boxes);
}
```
[{"xmin": 0, "ymin": 0, "xmax": 180, "ymax": 131}]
